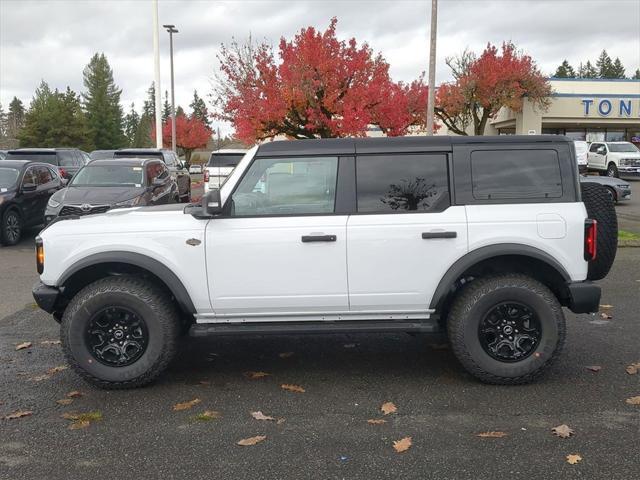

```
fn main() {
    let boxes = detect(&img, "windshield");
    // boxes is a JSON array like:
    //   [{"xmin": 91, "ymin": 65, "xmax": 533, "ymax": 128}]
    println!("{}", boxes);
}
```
[
  {"xmin": 6, "ymin": 152, "xmax": 57, "ymax": 164},
  {"xmin": 114, "ymin": 152, "xmax": 162, "ymax": 159},
  {"xmin": 208, "ymin": 153, "xmax": 244, "ymax": 168},
  {"xmin": 607, "ymin": 143, "xmax": 639, "ymax": 153},
  {"xmin": 0, "ymin": 168, "xmax": 20, "ymax": 189},
  {"xmin": 71, "ymin": 165, "xmax": 144, "ymax": 186}
]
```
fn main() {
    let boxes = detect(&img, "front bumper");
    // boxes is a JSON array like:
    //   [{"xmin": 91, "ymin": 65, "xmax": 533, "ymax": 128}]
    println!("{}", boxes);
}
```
[
  {"xmin": 32, "ymin": 281, "xmax": 61, "ymax": 314},
  {"xmin": 619, "ymin": 167, "xmax": 640, "ymax": 178},
  {"xmin": 566, "ymin": 281, "xmax": 601, "ymax": 314}
]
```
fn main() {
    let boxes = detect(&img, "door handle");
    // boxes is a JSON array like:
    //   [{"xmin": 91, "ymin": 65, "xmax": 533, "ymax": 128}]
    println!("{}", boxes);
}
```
[
  {"xmin": 422, "ymin": 231, "xmax": 457, "ymax": 239},
  {"xmin": 301, "ymin": 234, "xmax": 336, "ymax": 243}
]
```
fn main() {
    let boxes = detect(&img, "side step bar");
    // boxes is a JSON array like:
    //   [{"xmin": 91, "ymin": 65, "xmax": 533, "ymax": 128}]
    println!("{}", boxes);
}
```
[{"xmin": 189, "ymin": 319, "xmax": 442, "ymax": 337}]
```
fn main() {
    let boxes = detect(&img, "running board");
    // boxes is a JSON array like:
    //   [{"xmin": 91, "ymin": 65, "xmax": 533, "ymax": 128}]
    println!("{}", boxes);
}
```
[{"xmin": 189, "ymin": 319, "xmax": 442, "ymax": 337}]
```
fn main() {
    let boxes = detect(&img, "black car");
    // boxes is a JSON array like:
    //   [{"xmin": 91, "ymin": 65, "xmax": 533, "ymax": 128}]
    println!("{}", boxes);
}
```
[
  {"xmin": 114, "ymin": 148, "xmax": 191, "ymax": 202},
  {"xmin": 5, "ymin": 148, "xmax": 90, "ymax": 181},
  {"xmin": 0, "ymin": 160, "xmax": 65, "ymax": 245},
  {"xmin": 90, "ymin": 149, "xmax": 116, "ymax": 161},
  {"xmin": 45, "ymin": 158, "xmax": 179, "ymax": 223}
]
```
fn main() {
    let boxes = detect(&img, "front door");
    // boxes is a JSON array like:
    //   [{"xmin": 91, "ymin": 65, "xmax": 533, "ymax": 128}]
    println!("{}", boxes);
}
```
[
  {"xmin": 346, "ymin": 153, "xmax": 467, "ymax": 314},
  {"xmin": 206, "ymin": 155, "xmax": 348, "ymax": 319}
]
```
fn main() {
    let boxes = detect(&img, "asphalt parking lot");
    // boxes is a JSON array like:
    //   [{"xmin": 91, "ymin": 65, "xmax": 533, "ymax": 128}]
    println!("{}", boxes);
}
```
[{"xmin": 0, "ymin": 178, "xmax": 638, "ymax": 479}]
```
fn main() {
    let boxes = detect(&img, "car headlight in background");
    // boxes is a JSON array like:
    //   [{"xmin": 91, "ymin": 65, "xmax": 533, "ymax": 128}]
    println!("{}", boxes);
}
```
[
  {"xmin": 114, "ymin": 196, "xmax": 142, "ymax": 208},
  {"xmin": 47, "ymin": 197, "xmax": 60, "ymax": 208}
]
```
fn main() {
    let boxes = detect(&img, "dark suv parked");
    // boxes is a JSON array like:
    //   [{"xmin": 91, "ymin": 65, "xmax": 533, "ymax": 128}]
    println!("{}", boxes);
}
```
[
  {"xmin": 114, "ymin": 149, "xmax": 191, "ymax": 202},
  {"xmin": 0, "ymin": 160, "xmax": 65, "ymax": 245},
  {"xmin": 6, "ymin": 148, "xmax": 90, "ymax": 180}
]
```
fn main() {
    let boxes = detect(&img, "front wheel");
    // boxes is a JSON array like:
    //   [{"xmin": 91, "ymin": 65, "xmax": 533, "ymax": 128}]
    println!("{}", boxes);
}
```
[
  {"xmin": 606, "ymin": 163, "xmax": 619, "ymax": 178},
  {"xmin": 447, "ymin": 274, "xmax": 565, "ymax": 385},
  {"xmin": 61, "ymin": 276, "xmax": 180, "ymax": 389}
]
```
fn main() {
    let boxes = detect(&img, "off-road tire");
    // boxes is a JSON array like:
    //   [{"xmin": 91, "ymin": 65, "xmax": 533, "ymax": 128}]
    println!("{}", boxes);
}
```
[
  {"xmin": 61, "ymin": 276, "xmax": 179, "ymax": 389},
  {"xmin": 447, "ymin": 274, "xmax": 565, "ymax": 385},
  {"xmin": 580, "ymin": 182, "xmax": 617, "ymax": 280},
  {"xmin": 0, "ymin": 208, "xmax": 23, "ymax": 246}
]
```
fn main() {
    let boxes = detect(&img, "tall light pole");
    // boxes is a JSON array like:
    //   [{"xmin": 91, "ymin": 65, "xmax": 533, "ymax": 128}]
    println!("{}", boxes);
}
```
[
  {"xmin": 163, "ymin": 24, "xmax": 178, "ymax": 153},
  {"xmin": 152, "ymin": 0, "xmax": 162, "ymax": 148},
  {"xmin": 426, "ymin": 0, "xmax": 438, "ymax": 136}
]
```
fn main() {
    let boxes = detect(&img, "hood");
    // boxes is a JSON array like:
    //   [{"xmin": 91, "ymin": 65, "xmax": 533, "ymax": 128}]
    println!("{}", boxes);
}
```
[
  {"xmin": 61, "ymin": 185, "xmax": 146, "ymax": 205},
  {"xmin": 581, "ymin": 175, "xmax": 629, "ymax": 186},
  {"xmin": 610, "ymin": 152, "xmax": 640, "ymax": 159}
]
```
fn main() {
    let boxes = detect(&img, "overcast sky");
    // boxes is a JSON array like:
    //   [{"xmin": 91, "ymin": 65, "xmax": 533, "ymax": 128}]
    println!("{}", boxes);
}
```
[{"xmin": 1, "ymin": 0, "xmax": 639, "ymax": 132}]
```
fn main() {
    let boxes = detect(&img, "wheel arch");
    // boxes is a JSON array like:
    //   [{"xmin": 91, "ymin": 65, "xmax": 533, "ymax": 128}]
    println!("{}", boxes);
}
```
[
  {"xmin": 429, "ymin": 244, "xmax": 571, "ymax": 313},
  {"xmin": 58, "ymin": 251, "xmax": 196, "ymax": 315}
]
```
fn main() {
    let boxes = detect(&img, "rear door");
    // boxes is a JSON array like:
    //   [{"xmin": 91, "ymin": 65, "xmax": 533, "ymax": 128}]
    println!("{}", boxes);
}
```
[{"xmin": 346, "ymin": 153, "xmax": 467, "ymax": 314}]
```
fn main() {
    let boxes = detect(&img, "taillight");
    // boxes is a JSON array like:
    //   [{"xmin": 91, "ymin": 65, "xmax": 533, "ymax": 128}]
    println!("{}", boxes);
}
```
[
  {"xmin": 35, "ymin": 236, "xmax": 44, "ymax": 274},
  {"xmin": 204, "ymin": 169, "xmax": 209, "ymax": 182},
  {"xmin": 584, "ymin": 219, "xmax": 597, "ymax": 261},
  {"xmin": 58, "ymin": 167, "xmax": 67, "ymax": 178}
]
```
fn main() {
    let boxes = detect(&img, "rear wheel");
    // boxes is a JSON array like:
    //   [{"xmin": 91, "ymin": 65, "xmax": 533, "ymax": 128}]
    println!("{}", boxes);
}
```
[
  {"xmin": 580, "ymin": 182, "xmax": 617, "ymax": 280},
  {"xmin": 61, "ymin": 276, "xmax": 180, "ymax": 389},
  {"xmin": 447, "ymin": 274, "xmax": 565, "ymax": 385},
  {"xmin": 0, "ymin": 208, "xmax": 23, "ymax": 246}
]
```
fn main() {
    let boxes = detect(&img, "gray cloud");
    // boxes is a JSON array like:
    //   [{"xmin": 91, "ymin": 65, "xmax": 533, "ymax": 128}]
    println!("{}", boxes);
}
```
[{"xmin": 1, "ymin": 0, "xmax": 639, "ymax": 133}]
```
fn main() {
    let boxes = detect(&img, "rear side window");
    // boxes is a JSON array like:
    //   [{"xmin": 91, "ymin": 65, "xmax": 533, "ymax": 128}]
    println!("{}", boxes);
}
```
[
  {"xmin": 356, "ymin": 154, "xmax": 450, "ymax": 213},
  {"xmin": 58, "ymin": 150, "xmax": 76, "ymax": 166},
  {"xmin": 470, "ymin": 149, "xmax": 562, "ymax": 200},
  {"xmin": 208, "ymin": 154, "xmax": 244, "ymax": 168}
]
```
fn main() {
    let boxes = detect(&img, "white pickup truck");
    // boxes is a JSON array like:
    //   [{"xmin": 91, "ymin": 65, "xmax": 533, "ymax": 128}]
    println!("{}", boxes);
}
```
[
  {"xmin": 32, "ymin": 136, "xmax": 616, "ymax": 389},
  {"xmin": 587, "ymin": 141, "xmax": 640, "ymax": 178}
]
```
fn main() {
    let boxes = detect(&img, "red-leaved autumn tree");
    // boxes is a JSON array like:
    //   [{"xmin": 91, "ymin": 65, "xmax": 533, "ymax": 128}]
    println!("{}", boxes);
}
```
[
  {"xmin": 435, "ymin": 42, "xmax": 552, "ymax": 135},
  {"xmin": 214, "ymin": 18, "xmax": 429, "ymax": 143},
  {"xmin": 152, "ymin": 114, "xmax": 211, "ymax": 163}
]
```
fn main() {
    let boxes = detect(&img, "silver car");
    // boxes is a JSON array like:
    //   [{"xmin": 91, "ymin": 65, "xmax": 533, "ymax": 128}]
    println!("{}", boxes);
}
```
[{"xmin": 580, "ymin": 175, "xmax": 631, "ymax": 203}]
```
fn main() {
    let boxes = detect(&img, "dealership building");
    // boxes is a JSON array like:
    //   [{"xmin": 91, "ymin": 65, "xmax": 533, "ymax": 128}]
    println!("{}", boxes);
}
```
[{"xmin": 487, "ymin": 78, "xmax": 640, "ymax": 145}]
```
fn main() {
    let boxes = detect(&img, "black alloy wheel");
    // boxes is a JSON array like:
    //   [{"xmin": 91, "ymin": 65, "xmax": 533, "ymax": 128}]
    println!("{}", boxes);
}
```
[
  {"xmin": 478, "ymin": 302, "xmax": 541, "ymax": 363},
  {"xmin": 2, "ymin": 210, "xmax": 22, "ymax": 245}
]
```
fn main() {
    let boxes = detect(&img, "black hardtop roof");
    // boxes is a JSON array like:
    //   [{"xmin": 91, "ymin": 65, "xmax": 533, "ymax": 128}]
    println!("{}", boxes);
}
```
[
  {"xmin": 7, "ymin": 148, "xmax": 77, "ymax": 153},
  {"xmin": 85, "ymin": 158, "xmax": 157, "ymax": 166},
  {"xmin": 116, "ymin": 148, "xmax": 171, "ymax": 153},
  {"xmin": 256, "ymin": 135, "xmax": 572, "ymax": 156}
]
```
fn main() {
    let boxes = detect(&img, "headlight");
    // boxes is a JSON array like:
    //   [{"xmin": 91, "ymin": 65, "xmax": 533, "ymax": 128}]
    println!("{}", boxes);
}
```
[
  {"xmin": 114, "ymin": 196, "xmax": 142, "ymax": 208},
  {"xmin": 617, "ymin": 184, "xmax": 630, "ymax": 189},
  {"xmin": 47, "ymin": 197, "xmax": 60, "ymax": 208}
]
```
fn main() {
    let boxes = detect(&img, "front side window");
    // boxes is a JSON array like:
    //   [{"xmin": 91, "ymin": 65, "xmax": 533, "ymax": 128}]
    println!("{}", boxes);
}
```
[
  {"xmin": 163, "ymin": 152, "xmax": 177, "ymax": 167},
  {"xmin": 231, "ymin": 156, "xmax": 338, "ymax": 216},
  {"xmin": 22, "ymin": 168, "xmax": 39, "ymax": 186},
  {"xmin": 356, "ymin": 154, "xmax": 450, "ymax": 213},
  {"xmin": 35, "ymin": 166, "xmax": 53, "ymax": 184},
  {"xmin": 589, "ymin": 143, "xmax": 603, "ymax": 153},
  {"xmin": 470, "ymin": 149, "xmax": 562, "ymax": 200}
]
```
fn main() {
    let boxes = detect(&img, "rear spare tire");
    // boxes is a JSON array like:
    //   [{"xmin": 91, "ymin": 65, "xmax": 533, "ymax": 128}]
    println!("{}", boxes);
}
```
[{"xmin": 580, "ymin": 182, "xmax": 617, "ymax": 280}]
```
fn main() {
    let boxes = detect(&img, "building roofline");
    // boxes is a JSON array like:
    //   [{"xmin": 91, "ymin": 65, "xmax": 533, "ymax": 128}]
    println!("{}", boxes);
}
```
[{"xmin": 548, "ymin": 77, "xmax": 640, "ymax": 83}]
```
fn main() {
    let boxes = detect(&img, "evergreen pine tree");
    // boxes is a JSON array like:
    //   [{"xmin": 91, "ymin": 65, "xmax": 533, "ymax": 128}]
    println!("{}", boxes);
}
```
[
  {"xmin": 133, "ymin": 114, "xmax": 154, "ymax": 148},
  {"xmin": 596, "ymin": 50, "xmax": 614, "ymax": 78},
  {"xmin": 633, "ymin": 69, "xmax": 640, "ymax": 80},
  {"xmin": 176, "ymin": 105, "xmax": 185, "ymax": 117},
  {"xmin": 189, "ymin": 90, "xmax": 210, "ymax": 127},
  {"xmin": 6, "ymin": 96, "xmax": 26, "ymax": 139},
  {"xmin": 82, "ymin": 53, "xmax": 126, "ymax": 149},
  {"xmin": 162, "ymin": 91, "xmax": 171, "ymax": 122},
  {"xmin": 0, "ymin": 103, "xmax": 7, "ymax": 138},
  {"xmin": 123, "ymin": 103, "xmax": 140, "ymax": 146},
  {"xmin": 579, "ymin": 61, "xmax": 598, "ymax": 78},
  {"xmin": 554, "ymin": 60, "xmax": 575, "ymax": 78},
  {"xmin": 611, "ymin": 57, "xmax": 626, "ymax": 78},
  {"xmin": 142, "ymin": 83, "xmax": 156, "ymax": 119}
]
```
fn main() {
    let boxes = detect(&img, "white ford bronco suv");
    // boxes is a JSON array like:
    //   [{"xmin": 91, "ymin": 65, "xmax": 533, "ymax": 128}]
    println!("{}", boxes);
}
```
[{"xmin": 32, "ymin": 136, "xmax": 617, "ymax": 389}]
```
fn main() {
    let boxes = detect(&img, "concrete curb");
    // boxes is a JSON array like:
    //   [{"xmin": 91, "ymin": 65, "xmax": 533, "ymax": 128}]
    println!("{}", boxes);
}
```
[{"xmin": 618, "ymin": 239, "xmax": 640, "ymax": 248}]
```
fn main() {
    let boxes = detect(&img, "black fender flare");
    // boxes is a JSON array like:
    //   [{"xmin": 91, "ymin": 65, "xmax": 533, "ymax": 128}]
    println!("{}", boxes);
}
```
[
  {"xmin": 429, "ymin": 244, "xmax": 571, "ymax": 311},
  {"xmin": 58, "ymin": 251, "xmax": 196, "ymax": 314}
]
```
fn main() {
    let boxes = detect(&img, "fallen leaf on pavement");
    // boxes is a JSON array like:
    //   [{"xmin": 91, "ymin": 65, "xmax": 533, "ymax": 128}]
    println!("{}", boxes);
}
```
[
  {"xmin": 193, "ymin": 410, "xmax": 221, "ymax": 421},
  {"xmin": 40, "ymin": 340, "xmax": 61, "ymax": 346},
  {"xmin": 61, "ymin": 411, "xmax": 102, "ymax": 429},
  {"xmin": 68, "ymin": 420, "xmax": 90, "ymax": 430},
  {"xmin": 244, "ymin": 371, "xmax": 270, "ymax": 379},
  {"xmin": 198, "ymin": 380, "xmax": 211, "ymax": 386},
  {"xmin": 367, "ymin": 419, "xmax": 387, "ymax": 425},
  {"xmin": 476, "ymin": 431, "xmax": 508, "ymax": 438},
  {"xmin": 4, "ymin": 410, "xmax": 33, "ymax": 420},
  {"xmin": 381, "ymin": 402, "xmax": 397, "ymax": 415},
  {"xmin": 56, "ymin": 399, "xmax": 73, "ymax": 406},
  {"xmin": 29, "ymin": 374, "xmax": 50, "ymax": 382},
  {"xmin": 625, "ymin": 396, "xmax": 640, "ymax": 405},
  {"xmin": 66, "ymin": 391, "xmax": 83, "ymax": 398},
  {"xmin": 393, "ymin": 437, "xmax": 412, "ymax": 453},
  {"xmin": 281, "ymin": 384, "xmax": 305, "ymax": 393},
  {"xmin": 599, "ymin": 304, "xmax": 613, "ymax": 309},
  {"xmin": 237, "ymin": 435, "xmax": 266, "ymax": 446},
  {"xmin": 15, "ymin": 342, "xmax": 32, "ymax": 351},
  {"xmin": 585, "ymin": 365, "xmax": 602, "ymax": 372},
  {"xmin": 276, "ymin": 418, "xmax": 285, "ymax": 425},
  {"xmin": 173, "ymin": 398, "xmax": 201, "ymax": 411},
  {"xmin": 566, "ymin": 454, "xmax": 582, "ymax": 465},
  {"xmin": 251, "ymin": 411, "xmax": 275, "ymax": 421},
  {"xmin": 46, "ymin": 366, "xmax": 67, "ymax": 375},
  {"xmin": 599, "ymin": 312, "xmax": 612, "ymax": 320},
  {"xmin": 625, "ymin": 363, "xmax": 640, "ymax": 375},
  {"xmin": 278, "ymin": 352, "xmax": 294, "ymax": 358},
  {"xmin": 551, "ymin": 424, "xmax": 574, "ymax": 438}
]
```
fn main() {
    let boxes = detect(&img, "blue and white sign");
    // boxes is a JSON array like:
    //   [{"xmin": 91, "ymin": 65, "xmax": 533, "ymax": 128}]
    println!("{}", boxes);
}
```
[{"xmin": 581, "ymin": 98, "xmax": 640, "ymax": 117}]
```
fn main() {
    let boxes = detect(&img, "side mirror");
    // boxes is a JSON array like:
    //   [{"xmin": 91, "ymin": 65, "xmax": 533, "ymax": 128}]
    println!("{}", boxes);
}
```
[
  {"xmin": 597, "ymin": 146, "xmax": 606, "ymax": 155},
  {"xmin": 202, "ymin": 188, "xmax": 222, "ymax": 215},
  {"xmin": 22, "ymin": 183, "xmax": 37, "ymax": 192},
  {"xmin": 152, "ymin": 177, "xmax": 165, "ymax": 187}
]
